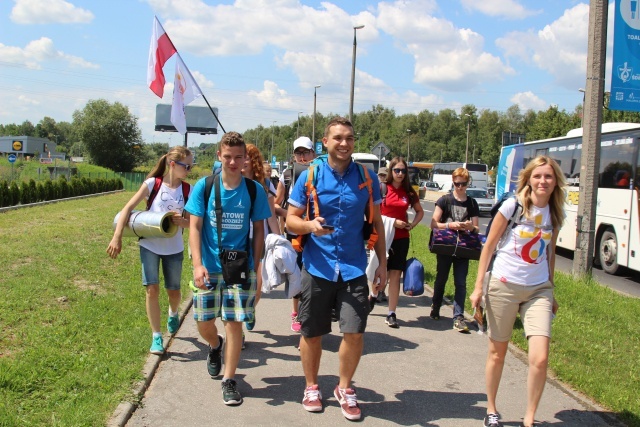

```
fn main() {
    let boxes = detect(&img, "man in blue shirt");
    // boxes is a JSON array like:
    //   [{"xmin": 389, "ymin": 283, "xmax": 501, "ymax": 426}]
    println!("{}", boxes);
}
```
[
  {"xmin": 286, "ymin": 117, "xmax": 387, "ymax": 420},
  {"xmin": 186, "ymin": 131, "xmax": 271, "ymax": 406}
]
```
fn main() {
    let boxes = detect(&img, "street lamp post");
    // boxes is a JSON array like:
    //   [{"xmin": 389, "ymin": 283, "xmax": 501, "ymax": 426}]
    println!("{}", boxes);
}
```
[
  {"xmin": 297, "ymin": 111, "xmax": 303, "ymax": 138},
  {"xmin": 406, "ymin": 129, "xmax": 411, "ymax": 162},
  {"xmin": 465, "ymin": 113, "xmax": 471, "ymax": 164},
  {"xmin": 349, "ymin": 25, "xmax": 365, "ymax": 123},
  {"xmin": 312, "ymin": 85, "xmax": 321, "ymax": 145},
  {"xmin": 270, "ymin": 121, "xmax": 277, "ymax": 165}
]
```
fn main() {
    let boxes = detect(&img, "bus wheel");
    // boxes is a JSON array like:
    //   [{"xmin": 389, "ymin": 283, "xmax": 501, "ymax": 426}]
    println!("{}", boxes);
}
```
[{"xmin": 599, "ymin": 230, "xmax": 619, "ymax": 275}]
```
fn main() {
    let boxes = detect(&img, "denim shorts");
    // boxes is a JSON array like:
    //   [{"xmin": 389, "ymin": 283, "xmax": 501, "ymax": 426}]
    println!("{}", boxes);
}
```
[
  {"xmin": 139, "ymin": 246, "xmax": 184, "ymax": 290},
  {"xmin": 192, "ymin": 272, "xmax": 257, "ymax": 322}
]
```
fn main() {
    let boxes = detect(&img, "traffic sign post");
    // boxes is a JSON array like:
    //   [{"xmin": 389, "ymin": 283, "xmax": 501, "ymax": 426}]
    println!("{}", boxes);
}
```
[
  {"xmin": 8, "ymin": 154, "xmax": 16, "ymax": 182},
  {"xmin": 371, "ymin": 142, "xmax": 390, "ymax": 169}
]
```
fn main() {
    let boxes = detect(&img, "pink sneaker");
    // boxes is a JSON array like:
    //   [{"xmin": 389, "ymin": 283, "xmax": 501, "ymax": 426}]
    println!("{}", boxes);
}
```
[
  {"xmin": 291, "ymin": 312, "xmax": 302, "ymax": 332},
  {"xmin": 334, "ymin": 386, "xmax": 361, "ymax": 420},
  {"xmin": 302, "ymin": 384, "xmax": 322, "ymax": 412}
]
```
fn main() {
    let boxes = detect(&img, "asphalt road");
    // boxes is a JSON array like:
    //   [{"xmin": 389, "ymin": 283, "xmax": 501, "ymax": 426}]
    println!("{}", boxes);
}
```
[{"xmin": 413, "ymin": 198, "xmax": 640, "ymax": 299}]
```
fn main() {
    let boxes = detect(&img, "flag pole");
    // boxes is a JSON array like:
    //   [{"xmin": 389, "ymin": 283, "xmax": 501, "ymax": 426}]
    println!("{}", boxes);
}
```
[
  {"xmin": 173, "ymin": 51, "xmax": 226, "ymax": 135},
  {"xmin": 201, "ymin": 94, "xmax": 226, "ymax": 134}
]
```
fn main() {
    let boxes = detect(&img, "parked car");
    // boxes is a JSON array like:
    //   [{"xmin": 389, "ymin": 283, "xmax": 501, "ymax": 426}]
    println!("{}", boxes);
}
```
[
  {"xmin": 420, "ymin": 180, "xmax": 441, "ymax": 191},
  {"xmin": 466, "ymin": 187, "xmax": 494, "ymax": 215}
]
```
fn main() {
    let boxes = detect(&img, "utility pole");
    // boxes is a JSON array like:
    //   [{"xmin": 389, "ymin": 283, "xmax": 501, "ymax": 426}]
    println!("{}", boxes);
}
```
[{"xmin": 573, "ymin": 0, "xmax": 607, "ymax": 277}]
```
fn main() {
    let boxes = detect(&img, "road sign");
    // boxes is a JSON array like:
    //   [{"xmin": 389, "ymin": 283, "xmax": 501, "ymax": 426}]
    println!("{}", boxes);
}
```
[
  {"xmin": 8, "ymin": 154, "xmax": 17, "ymax": 163},
  {"xmin": 371, "ymin": 142, "xmax": 390, "ymax": 159},
  {"xmin": 315, "ymin": 141, "xmax": 323, "ymax": 154}
]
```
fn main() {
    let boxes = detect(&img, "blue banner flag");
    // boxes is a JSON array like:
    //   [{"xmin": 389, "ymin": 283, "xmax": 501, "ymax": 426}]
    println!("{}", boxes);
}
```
[{"xmin": 610, "ymin": 0, "xmax": 640, "ymax": 111}]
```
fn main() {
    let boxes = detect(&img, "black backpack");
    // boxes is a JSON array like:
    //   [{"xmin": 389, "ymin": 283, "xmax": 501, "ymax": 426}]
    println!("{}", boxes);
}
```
[{"xmin": 281, "ymin": 162, "xmax": 309, "ymax": 210}]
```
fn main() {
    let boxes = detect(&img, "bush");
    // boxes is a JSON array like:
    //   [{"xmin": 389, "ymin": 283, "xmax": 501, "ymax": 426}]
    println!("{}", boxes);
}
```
[
  {"xmin": 20, "ymin": 182, "xmax": 32, "ymax": 205},
  {"xmin": 28, "ymin": 179, "xmax": 38, "ymax": 203},
  {"xmin": 36, "ymin": 182, "xmax": 45, "ymax": 202},
  {"xmin": 58, "ymin": 176, "xmax": 70, "ymax": 199},
  {"xmin": 0, "ymin": 180, "xmax": 8, "ymax": 207},
  {"xmin": 44, "ymin": 180, "xmax": 54, "ymax": 201},
  {"xmin": 9, "ymin": 181, "xmax": 20, "ymax": 206}
]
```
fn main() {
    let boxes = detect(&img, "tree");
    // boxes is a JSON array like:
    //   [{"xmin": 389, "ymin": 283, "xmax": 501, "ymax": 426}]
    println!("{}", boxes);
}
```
[{"xmin": 72, "ymin": 99, "xmax": 143, "ymax": 171}]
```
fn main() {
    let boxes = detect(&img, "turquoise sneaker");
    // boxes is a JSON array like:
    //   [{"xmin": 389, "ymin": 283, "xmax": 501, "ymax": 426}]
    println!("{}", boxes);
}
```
[
  {"xmin": 150, "ymin": 335, "xmax": 164, "ymax": 355},
  {"xmin": 167, "ymin": 315, "xmax": 180, "ymax": 335}
]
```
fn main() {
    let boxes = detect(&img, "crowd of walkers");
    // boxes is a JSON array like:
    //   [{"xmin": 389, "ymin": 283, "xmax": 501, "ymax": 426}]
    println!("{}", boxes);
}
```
[{"xmin": 108, "ymin": 116, "xmax": 565, "ymax": 427}]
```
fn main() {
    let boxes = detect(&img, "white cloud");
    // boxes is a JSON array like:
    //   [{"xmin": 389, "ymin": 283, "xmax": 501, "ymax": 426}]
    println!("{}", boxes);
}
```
[
  {"xmin": 11, "ymin": 0, "xmax": 94, "ymax": 24},
  {"xmin": 376, "ymin": 1, "xmax": 514, "ymax": 91},
  {"xmin": 0, "ymin": 37, "xmax": 99, "ymax": 69},
  {"xmin": 510, "ymin": 91, "xmax": 547, "ymax": 111},
  {"xmin": 460, "ymin": 0, "xmax": 541, "ymax": 20},
  {"xmin": 248, "ymin": 80, "xmax": 296, "ymax": 109},
  {"xmin": 496, "ymin": 4, "xmax": 589, "ymax": 89}
]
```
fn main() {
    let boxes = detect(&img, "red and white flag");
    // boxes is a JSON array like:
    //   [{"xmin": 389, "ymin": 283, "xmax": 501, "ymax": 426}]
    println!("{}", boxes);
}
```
[
  {"xmin": 171, "ymin": 54, "xmax": 204, "ymax": 135},
  {"xmin": 147, "ymin": 16, "xmax": 176, "ymax": 98}
]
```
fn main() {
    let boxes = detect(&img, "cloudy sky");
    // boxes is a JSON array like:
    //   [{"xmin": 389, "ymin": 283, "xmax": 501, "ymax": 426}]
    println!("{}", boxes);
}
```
[{"xmin": 0, "ymin": 0, "xmax": 614, "ymax": 146}]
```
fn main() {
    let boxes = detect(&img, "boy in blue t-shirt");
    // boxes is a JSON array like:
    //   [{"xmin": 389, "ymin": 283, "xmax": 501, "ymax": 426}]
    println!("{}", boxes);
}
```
[{"xmin": 185, "ymin": 131, "xmax": 271, "ymax": 406}]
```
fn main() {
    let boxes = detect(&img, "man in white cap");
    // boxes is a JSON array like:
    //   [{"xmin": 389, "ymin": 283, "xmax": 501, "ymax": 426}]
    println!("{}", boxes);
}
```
[{"xmin": 274, "ymin": 136, "xmax": 316, "ymax": 332}]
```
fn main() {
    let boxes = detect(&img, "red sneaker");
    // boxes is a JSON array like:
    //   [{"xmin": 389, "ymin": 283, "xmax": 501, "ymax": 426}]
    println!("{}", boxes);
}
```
[
  {"xmin": 291, "ymin": 312, "xmax": 302, "ymax": 333},
  {"xmin": 302, "ymin": 384, "xmax": 322, "ymax": 412},
  {"xmin": 334, "ymin": 386, "xmax": 361, "ymax": 420}
]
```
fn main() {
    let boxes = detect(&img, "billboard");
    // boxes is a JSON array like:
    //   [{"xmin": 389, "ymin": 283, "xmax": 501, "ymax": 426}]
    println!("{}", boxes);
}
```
[
  {"xmin": 610, "ymin": 0, "xmax": 640, "ymax": 111},
  {"xmin": 155, "ymin": 104, "xmax": 219, "ymax": 134}
]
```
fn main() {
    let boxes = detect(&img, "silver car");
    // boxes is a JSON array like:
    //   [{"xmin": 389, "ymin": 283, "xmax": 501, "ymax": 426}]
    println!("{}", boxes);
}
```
[{"xmin": 466, "ymin": 187, "xmax": 494, "ymax": 215}]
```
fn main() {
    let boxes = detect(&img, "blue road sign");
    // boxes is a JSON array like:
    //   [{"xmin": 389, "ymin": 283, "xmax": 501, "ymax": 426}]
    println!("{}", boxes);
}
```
[
  {"xmin": 315, "ymin": 141, "xmax": 323, "ymax": 154},
  {"xmin": 611, "ymin": 0, "xmax": 640, "ymax": 111},
  {"xmin": 8, "ymin": 154, "xmax": 17, "ymax": 163}
]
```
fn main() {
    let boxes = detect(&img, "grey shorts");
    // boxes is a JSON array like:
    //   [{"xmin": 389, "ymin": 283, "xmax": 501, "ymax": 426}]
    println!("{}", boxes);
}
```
[{"xmin": 298, "ymin": 268, "xmax": 369, "ymax": 337}]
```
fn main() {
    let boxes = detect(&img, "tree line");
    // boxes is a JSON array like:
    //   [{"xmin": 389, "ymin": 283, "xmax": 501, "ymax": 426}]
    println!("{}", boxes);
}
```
[{"xmin": 3, "ymin": 97, "xmax": 640, "ymax": 172}]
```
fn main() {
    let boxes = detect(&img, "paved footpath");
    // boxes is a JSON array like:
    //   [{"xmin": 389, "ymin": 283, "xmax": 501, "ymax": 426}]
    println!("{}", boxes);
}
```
[{"xmin": 118, "ymin": 287, "xmax": 617, "ymax": 427}]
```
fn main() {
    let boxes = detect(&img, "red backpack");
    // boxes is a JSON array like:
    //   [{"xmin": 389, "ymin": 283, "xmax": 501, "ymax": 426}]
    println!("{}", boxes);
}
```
[{"xmin": 146, "ymin": 177, "xmax": 190, "ymax": 210}]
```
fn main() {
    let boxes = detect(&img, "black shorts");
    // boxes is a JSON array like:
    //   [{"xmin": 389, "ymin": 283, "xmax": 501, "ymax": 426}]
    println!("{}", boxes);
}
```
[
  {"xmin": 298, "ymin": 269, "xmax": 369, "ymax": 337},
  {"xmin": 387, "ymin": 238, "xmax": 410, "ymax": 271}
]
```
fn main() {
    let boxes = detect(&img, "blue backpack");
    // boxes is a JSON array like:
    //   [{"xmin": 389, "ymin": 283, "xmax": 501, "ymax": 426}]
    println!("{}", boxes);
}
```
[{"xmin": 403, "ymin": 257, "xmax": 425, "ymax": 296}]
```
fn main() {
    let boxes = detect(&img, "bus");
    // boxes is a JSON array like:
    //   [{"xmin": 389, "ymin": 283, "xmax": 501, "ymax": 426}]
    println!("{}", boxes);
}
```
[
  {"xmin": 495, "ymin": 122, "xmax": 640, "ymax": 275},
  {"xmin": 352, "ymin": 153, "xmax": 381, "ymax": 173},
  {"xmin": 412, "ymin": 161, "xmax": 433, "ymax": 181},
  {"xmin": 432, "ymin": 162, "xmax": 489, "ymax": 191}
]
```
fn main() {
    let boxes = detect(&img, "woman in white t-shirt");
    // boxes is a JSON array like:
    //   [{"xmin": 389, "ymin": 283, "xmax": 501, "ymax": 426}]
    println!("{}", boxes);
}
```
[
  {"xmin": 107, "ymin": 146, "xmax": 193, "ymax": 356},
  {"xmin": 470, "ymin": 156, "xmax": 566, "ymax": 427}
]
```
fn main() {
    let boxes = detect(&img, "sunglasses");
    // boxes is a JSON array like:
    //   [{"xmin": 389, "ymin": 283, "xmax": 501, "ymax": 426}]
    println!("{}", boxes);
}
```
[
  {"xmin": 392, "ymin": 168, "xmax": 406, "ymax": 174},
  {"xmin": 175, "ymin": 161, "xmax": 192, "ymax": 171},
  {"xmin": 453, "ymin": 181, "xmax": 468, "ymax": 187}
]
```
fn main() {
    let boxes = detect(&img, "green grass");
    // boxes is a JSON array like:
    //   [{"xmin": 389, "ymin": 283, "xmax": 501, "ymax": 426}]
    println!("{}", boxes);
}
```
[
  {"xmin": 0, "ymin": 192, "xmax": 192, "ymax": 426},
  {"xmin": 0, "ymin": 201, "xmax": 639, "ymax": 425},
  {"xmin": 410, "ymin": 226, "xmax": 640, "ymax": 427}
]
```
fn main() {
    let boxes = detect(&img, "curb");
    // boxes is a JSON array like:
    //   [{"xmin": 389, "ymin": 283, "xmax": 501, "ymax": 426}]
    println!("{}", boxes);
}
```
[
  {"xmin": 106, "ymin": 294, "xmax": 193, "ymax": 427},
  {"xmin": 0, "ymin": 190, "xmax": 124, "ymax": 213}
]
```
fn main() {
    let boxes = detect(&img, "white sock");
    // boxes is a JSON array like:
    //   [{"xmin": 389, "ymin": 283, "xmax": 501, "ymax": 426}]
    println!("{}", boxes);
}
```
[
  {"xmin": 388, "ymin": 311, "xmax": 395, "ymax": 316},
  {"xmin": 152, "ymin": 332, "xmax": 162, "ymax": 338},
  {"xmin": 168, "ymin": 309, "xmax": 178, "ymax": 317}
]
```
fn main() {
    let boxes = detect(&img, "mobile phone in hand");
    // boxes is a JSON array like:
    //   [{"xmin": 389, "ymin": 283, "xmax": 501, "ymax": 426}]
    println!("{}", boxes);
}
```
[{"xmin": 321, "ymin": 224, "xmax": 335, "ymax": 230}]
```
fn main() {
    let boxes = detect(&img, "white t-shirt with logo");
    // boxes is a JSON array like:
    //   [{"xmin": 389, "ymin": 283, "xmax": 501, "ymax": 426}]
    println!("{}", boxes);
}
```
[
  {"xmin": 138, "ymin": 178, "xmax": 190, "ymax": 256},
  {"xmin": 491, "ymin": 197, "xmax": 554, "ymax": 286}
]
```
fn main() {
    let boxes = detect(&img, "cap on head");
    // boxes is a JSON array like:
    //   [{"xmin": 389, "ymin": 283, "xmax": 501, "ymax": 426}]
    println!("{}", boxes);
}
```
[
  {"xmin": 378, "ymin": 167, "xmax": 388, "ymax": 176},
  {"xmin": 293, "ymin": 136, "xmax": 313, "ymax": 151}
]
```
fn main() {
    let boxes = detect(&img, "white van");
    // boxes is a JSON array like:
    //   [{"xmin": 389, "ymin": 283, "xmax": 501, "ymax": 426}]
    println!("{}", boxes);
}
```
[{"xmin": 351, "ymin": 153, "xmax": 380, "ymax": 173}]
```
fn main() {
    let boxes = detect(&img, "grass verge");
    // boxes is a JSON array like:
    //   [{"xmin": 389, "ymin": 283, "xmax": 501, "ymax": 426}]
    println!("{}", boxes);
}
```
[
  {"xmin": 0, "ymin": 192, "xmax": 192, "ymax": 426},
  {"xmin": 409, "ymin": 225, "xmax": 640, "ymax": 427}
]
